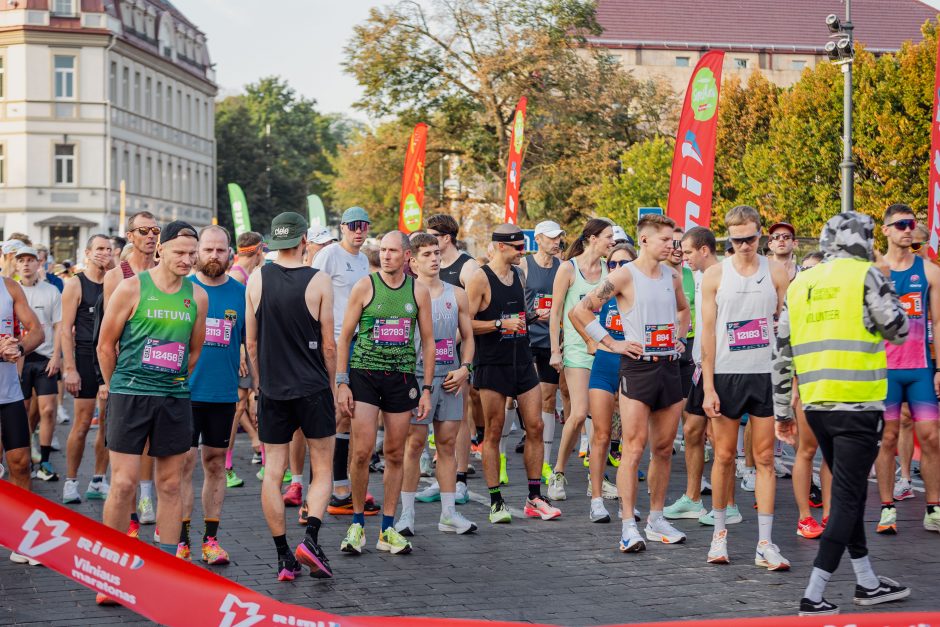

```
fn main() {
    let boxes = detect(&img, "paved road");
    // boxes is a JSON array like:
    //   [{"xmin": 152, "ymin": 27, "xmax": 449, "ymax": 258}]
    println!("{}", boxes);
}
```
[{"xmin": 1, "ymin": 421, "xmax": 938, "ymax": 626}]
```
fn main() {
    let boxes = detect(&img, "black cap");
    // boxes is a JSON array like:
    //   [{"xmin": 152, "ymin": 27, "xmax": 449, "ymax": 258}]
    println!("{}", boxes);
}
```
[
  {"xmin": 160, "ymin": 220, "xmax": 198, "ymax": 244},
  {"xmin": 269, "ymin": 212, "xmax": 308, "ymax": 250}
]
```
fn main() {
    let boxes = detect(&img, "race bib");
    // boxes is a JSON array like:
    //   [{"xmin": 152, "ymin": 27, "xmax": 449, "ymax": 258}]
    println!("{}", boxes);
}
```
[
  {"xmin": 537, "ymin": 294, "xmax": 552, "ymax": 310},
  {"xmin": 500, "ymin": 312, "xmax": 527, "ymax": 337},
  {"xmin": 644, "ymin": 323, "xmax": 675, "ymax": 353},
  {"xmin": 141, "ymin": 338, "xmax": 185, "ymax": 373},
  {"xmin": 726, "ymin": 318, "xmax": 770, "ymax": 351},
  {"xmin": 204, "ymin": 317, "xmax": 233, "ymax": 348},
  {"xmin": 434, "ymin": 338, "xmax": 455, "ymax": 365},
  {"xmin": 0, "ymin": 316, "xmax": 13, "ymax": 338},
  {"xmin": 900, "ymin": 292, "xmax": 924, "ymax": 319},
  {"xmin": 373, "ymin": 318, "xmax": 411, "ymax": 346},
  {"xmin": 605, "ymin": 309, "xmax": 622, "ymax": 333}
]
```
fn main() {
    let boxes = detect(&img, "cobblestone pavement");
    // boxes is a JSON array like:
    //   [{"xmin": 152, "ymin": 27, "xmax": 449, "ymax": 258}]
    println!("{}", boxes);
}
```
[{"xmin": 1, "ymin": 421, "xmax": 938, "ymax": 626}]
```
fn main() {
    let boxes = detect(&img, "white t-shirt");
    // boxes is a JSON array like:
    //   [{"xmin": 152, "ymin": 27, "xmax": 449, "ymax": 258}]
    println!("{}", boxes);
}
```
[
  {"xmin": 312, "ymin": 242, "xmax": 369, "ymax": 340},
  {"xmin": 21, "ymin": 281, "xmax": 62, "ymax": 359}
]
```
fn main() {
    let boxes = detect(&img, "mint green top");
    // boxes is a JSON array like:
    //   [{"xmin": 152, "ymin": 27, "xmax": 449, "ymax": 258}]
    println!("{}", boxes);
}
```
[
  {"xmin": 110, "ymin": 272, "xmax": 196, "ymax": 398},
  {"xmin": 682, "ymin": 266, "xmax": 695, "ymax": 339},
  {"xmin": 350, "ymin": 273, "xmax": 418, "ymax": 374},
  {"xmin": 562, "ymin": 258, "xmax": 607, "ymax": 369}
]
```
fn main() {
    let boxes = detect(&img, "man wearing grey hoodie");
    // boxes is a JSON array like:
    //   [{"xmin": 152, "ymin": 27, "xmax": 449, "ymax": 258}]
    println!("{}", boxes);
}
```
[{"xmin": 773, "ymin": 212, "xmax": 911, "ymax": 616}]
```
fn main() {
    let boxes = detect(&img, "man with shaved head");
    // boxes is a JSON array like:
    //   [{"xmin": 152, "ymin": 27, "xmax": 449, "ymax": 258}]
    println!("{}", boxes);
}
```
[{"xmin": 336, "ymin": 230, "xmax": 435, "ymax": 557}]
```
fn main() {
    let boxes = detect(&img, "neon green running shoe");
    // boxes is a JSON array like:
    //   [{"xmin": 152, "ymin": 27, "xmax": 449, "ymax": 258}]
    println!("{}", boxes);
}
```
[
  {"xmin": 376, "ymin": 527, "xmax": 412, "ymax": 555},
  {"xmin": 226, "ymin": 469, "xmax": 244, "ymax": 488},
  {"xmin": 583, "ymin": 454, "xmax": 590, "ymax": 468},
  {"xmin": 340, "ymin": 523, "xmax": 365, "ymax": 554},
  {"xmin": 541, "ymin": 462, "xmax": 553, "ymax": 484},
  {"xmin": 256, "ymin": 467, "xmax": 264, "ymax": 481},
  {"xmin": 283, "ymin": 469, "xmax": 292, "ymax": 484},
  {"xmin": 489, "ymin": 501, "xmax": 512, "ymax": 524},
  {"xmin": 499, "ymin": 453, "xmax": 509, "ymax": 485},
  {"xmin": 428, "ymin": 433, "xmax": 436, "ymax": 450}
]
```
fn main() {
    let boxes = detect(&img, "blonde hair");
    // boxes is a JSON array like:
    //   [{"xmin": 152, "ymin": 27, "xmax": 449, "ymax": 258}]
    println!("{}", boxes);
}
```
[{"xmin": 724, "ymin": 205, "xmax": 761, "ymax": 230}]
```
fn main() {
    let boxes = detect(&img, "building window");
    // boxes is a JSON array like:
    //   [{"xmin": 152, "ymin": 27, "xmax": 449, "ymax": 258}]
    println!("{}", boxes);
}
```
[
  {"xmin": 155, "ymin": 80, "xmax": 163, "ymax": 119},
  {"xmin": 145, "ymin": 156, "xmax": 152, "ymax": 195},
  {"xmin": 165, "ymin": 85, "xmax": 172, "ymax": 123},
  {"xmin": 791, "ymin": 59, "xmax": 807, "ymax": 70},
  {"xmin": 144, "ymin": 76, "xmax": 152, "ymax": 116},
  {"xmin": 51, "ymin": 0, "xmax": 76, "ymax": 17},
  {"xmin": 0, "ymin": 57, "xmax": 5, "ymax": 100},
  {"xmin": 134, "ymin": 71, "xmax": 141, "ymax": 110},
  {"xmin": 122, "ymin": 66, "xmax": 129, "ymax": 106},
  {"xmin": 734, "ymin": 58, "xmax": 748, "ymax": 69},
  {"xmin": 54, "ymin": 144, "xmax": 75, "ymax": 185},
  {"xmin": 675, "ymin": 56, "xmax": 690, "ymax": 67},
  {"xmin": 109, "ymin": 61, "xmax": 116, "ymax": 101},
  {"xmin": 54, "ymin": 56, "xmax": 75, "ymax": 99},
  {"xmin": 0, "ymin": 145, "xmax": 5, "ymax": 185},
  {"xmin": 176, "ymin": 89, "xmax": 182, "ymax": 126},
  {"xmin": 111, "ymin": 147, "xmax": 117, "ymax": 189}
]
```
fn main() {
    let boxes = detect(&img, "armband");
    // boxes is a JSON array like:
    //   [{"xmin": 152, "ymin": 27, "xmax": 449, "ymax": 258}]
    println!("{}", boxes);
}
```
[{"xmin": 585, "ymin": 319, "xmax": 610, "ymax": 343}]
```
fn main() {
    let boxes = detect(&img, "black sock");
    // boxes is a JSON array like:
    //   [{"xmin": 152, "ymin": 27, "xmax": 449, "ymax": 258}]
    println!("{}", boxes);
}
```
[
  {"xmin": 881, "ymin": 502, "xmax": 895, "ymax": 510},
  {"xmin": 334, "ymin": 434, "xmax": 350, "ymax": 482},
  {"xmin": 179, "ymin": 520, "xmax": 190, "ymax": 546},
  {"xmin": 476, "ymin": 426, "xmax": 485, "ymax": 442},
  {"xmin": 488, "ymin": 486, "xmax": 502, "ymax": 506},
  {"xmin": 928, "ymin": 503, "xmax": 939, "ymax": 515},
  {"xmin": 40, "ymin": 445, "xmax": 52, "ymax": 464},
  {"xmin": 610, "ymin": 440, "xmax": 620, "ymax": 453},
  {"xmin": 273, "ymin": 534, "xmax": 289, "ymax": 556},
  {"xmin": 306, "ymin": 516, "xmax": 322, "ymax": 544},
  {"xmin": 130, "ymin": 512, "xmax": 139, "ymax": 524},
  {"xmin": 528, "ymin": 479, "xmax": 542, "ymax": 500},
  {"xmin": 203, "ymin": 519, "xmax": 219, "ymax": 542},
  {"xmin": 456, "ymin": 472, "xmax": 467, "ymax": 485}
]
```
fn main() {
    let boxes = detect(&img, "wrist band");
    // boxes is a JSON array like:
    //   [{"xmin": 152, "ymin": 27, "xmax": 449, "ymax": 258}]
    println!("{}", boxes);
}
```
[
  {"xmin": 585, "ymin": 319, "xmax": 609, "ymax": 343},
  {"xmin": 335, "ymin": 372, "xmax": 350, "ymax": 386}
]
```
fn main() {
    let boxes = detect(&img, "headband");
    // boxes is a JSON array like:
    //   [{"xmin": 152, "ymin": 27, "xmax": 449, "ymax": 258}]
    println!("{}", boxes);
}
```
[
  {"xmin": 237, "ymin": 243, "xmax": 263, "ymax": 255},
  {"xmin": 492, "ymin": 231, "xmax": 524, "ymax": 243}
]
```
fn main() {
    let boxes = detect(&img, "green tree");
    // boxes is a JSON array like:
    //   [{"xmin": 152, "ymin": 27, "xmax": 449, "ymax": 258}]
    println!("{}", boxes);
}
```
[{"xmin": 594, "ymin": 136, "xmax": 674, "ymax": 235}]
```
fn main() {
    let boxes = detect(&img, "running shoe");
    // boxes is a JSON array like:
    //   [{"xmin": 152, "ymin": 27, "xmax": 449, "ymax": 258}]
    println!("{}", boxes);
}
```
[
  {"xmin": 664, "ymin": 494, "xmax": 707, "ymax": 520},
  {"xmin": 427, "ymin": 432, "xmax": 436, "ymax": 449},
  {"xmin": 707, "ymin": 529, "xmax": 729, "ymax": 564},
  {"xmin": 86, "ymin": 478, "xmax": 109, "ymax": 500},
  {"xmin": 637, "ymin": 468, "xmax": 646, "ymax": 482},
  {"xmin": 295, "ymin": 536, "xmax": 333, "ymax": 578},
  {"xmin": 924, "ymin": 508, "xmax": 940, "ymax": 532},
  {"xmin": 365, "ymin": 492, "xmax": 381, "ymax": 513},
  {"xmin": 62, "ymin": 479, "xmax": 81, "ymax": 504},
  {"xmin": 489, "ymin": 501, "xmax": 512, "ymax": 524},
  {"xmin": 226, "ymin": 469, "xmax": 244, "ymax": 488},
  {"xmin": 893, "ymin": 478, "xmax": 914, "ymax": 501},
  {"xmin": 251, "ymin": 450, "xmax": 263, "ymax": 465},
  {"xmin": 395, "ymin": 509, "xmax": 415, "ymax": 537},
  {"xmin": 514, "ymin": 436, "xmax": 525, "ymax": 454},
  {"xmin": 369, "ymin": 455, "xmax": 385, "ymax": 473},
  {"xmin": 578, "ymin": 434, "xmax": 588, "ymax": 457},
  {"xmin": 127, "ymin": 520, "xmax": 140, "ymax": 539},
  {"xmin": 755, "ymin": 541, "xmax": 790, "ymax": 571},
  {"xmin": 619, "ymin": 526, "xmax": 646, "ymax": 553},
  {"xmin": 439, "ymin": 510, "xmax": 477, "ymax": 534},
  {"xmin": 700, "ymin": 477, "xmax": 712, "ymax": 496},
  {"xmin": 376, "ymin": 527, "xmax": 412, "ymax": 554},
  {"xmin": 582, "ymin": 454, "xmax": 590, "ymax": 468},
  {"xmin": 741, "ymin": 469, "xmax": 756, "ymax": 492},
  {"xmin": 176, "ymin": 543, "xmax": 191, "ymax": 560},
  {"xmin": 704, "ymin": 443, "xmax": 713, "ymax": 463},
  {"xmin": 90, "ymin": 415, "xmax": 99, "ymax": 429},
  {"xmin": 585, "ymin": 477, "xmax": 618, "ymax": 500},
  {"xmin": 590, "ymin": 499, "xmax": 611, "ymax": 523},
  {"xmin": 256, "ymin": 466, "xmax": 265, "ymax": 481},
  {"xmin": 546, "ymin": 472, "xmax": 567, "ymax": 500},
  {"xmin": 499, "ymin": 453, "xmax": 509, "ymax": 485},
  {"xmin": 202, "ymin": 538, "xmax": 230, "ymax": 565},
  {"xmin": 809, "ymin": 483, "xmax": 823, "ymax": 508},
  {"xmin": 283, "ymin": 483, "xmax": 303, "ymax": 506},
  {"xmin": 327, "ymin": 493, "xmax": 380, "ymax": 516},
  {"xmin": 774, "ymin": 458, "xmax": 791, "ymax": 478},
  {"xmin": 51, "ymin": 433, "xmax": 61, "ymax": 451},
  {"xmin": 419, "ymin": 450, "xmax": 433, "ymax": 477},
  {"xmin": 340, "ymin": 523, "xmax": 365, "ymax": 554},
  {"xmin": 36, "ymin": 461, "xmax": 58, "ymax": 482},
  {"xmin": 416, "ymin": 481, "xmax": 441, "ymax": 502},
  {"xmin": 541, "ymin": 462, "xmax": 553, "ymax": 484},
  {"xmin": 699, "ymin": 504, "xmax": 743, "ymax": 526},
  {"xmin": 644, "ymin": 518, "xmax": 686, "ymax": 544},
  {"xmin": 30, "ymin": 433, "xmax": 40, "ymax": 464},
  {"xmin": 283, "ymin": 469, "xmax": 292, "ymax": 484},
  {"xmin": 607, "ymin": 449, "xmax": 621, "ymax": 467},
  {"xmin": 137, "ymin": 497, "xmax": 156, "ymax": 524},
  {"xmin": 153, "ymin": 527, "xmax": 160, "ymax": 544},
  {"xmin": 797, "ymin": 516, "xmax": 824, "ymax": 539},
  {"xmin": 466, "ymin": 463, "xmax": 476, "ymax": 476},
  {"xmin": 853, "ymin": 576, "xmax": 910, "ymax": 606},
  {"xmin": 798, "ymin": 598, "xmax": 839, "ymax": 616},
  {"xmin": 9, "ymin": 552, "xmax": 39, "ymax": 565},
  {"xmin": 822, "ymin": 515, "xmax": 828, "ymax": 528},
  {"xmin": 470, "ymin": 442, "xmax": 483, "ymax": 459},
  {"xmin": 876, "ymin": 506, "xmax": 897, "ymax": 534},
  {"xmin": 735, "ymin": 457, "xmax": 747, "ymax": 478},
  {"xmin": 96, "ymin": 593, "xmax": 119, "ymax": 606},
  {"xmin": 56, "ymin": 405, "xmax": 70, "ymax": 424},
  {"xmin": 525, "ymin": 496, "xmax": 561, "ymax": 520},
  {"xmin": 672, "ymin": 438, "xmax": 683, "ymax": 455},
  {"xmin": 277, "ymin": 552, "xmax": 302, "ymax": 581},
  {"xmin": 455, "ymin": 481, "xmax": 470, "ymax": 505}
]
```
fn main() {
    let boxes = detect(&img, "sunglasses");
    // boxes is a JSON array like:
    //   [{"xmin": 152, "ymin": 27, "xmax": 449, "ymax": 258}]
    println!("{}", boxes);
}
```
[
  {"xmin": 911, "ymin": 241, "xmax": 925, "ymax": 252},
  {"xmin": 608, "ymin": 259, "xmax": 631, "ymax": 270},
  {"xmin": 131, "ymin": 226, "xmax": 161, "ymax": 236},
  {"xmin": 503, "ymin": 242, "xmax": 525, "ymax": 251},
  {"xmin": 345, "ymin": 220, "xmax": 370, "ymax": 232},
  {"xmin": 672, "ymin": 240, "xmax": 682, "ymax": 250},
  {"xmin": 770, "ymin": 233, "xmax": 793, "ymax": 241},
  {"xmin": 729, "ymin": 234, "xmax": 760, "ymax": 246},
  {"xmin": 888, "ymin": 219, "xmax": 917, "ymax": 232}
]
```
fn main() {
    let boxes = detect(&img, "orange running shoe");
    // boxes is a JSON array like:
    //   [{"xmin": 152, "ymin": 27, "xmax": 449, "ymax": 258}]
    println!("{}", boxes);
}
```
[{"xmin": 797, "ymin": 516, "xmax": 824, "ymax": 539}]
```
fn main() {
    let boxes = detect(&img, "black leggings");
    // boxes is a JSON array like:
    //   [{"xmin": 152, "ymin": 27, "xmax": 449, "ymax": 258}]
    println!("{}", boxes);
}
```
[{"xmin": 806, "ymin": 410, "xmax": 883, "ymax": 573}]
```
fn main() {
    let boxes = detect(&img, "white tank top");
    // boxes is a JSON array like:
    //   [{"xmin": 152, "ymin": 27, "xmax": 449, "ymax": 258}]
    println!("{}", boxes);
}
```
[
  {"xmin": 691, "ymin": 270, "xmax": 704, "ymax": 365},
  {"xmin": 416, "ymin": 282, "xmax": 460, "ymax": 378},
  {"xmin": 622, "ymin": 263, "xmax": 678, "ymax": 357},
  {"xmin": 714, "ymin": 256, "xmax": 777, "ymax": 374},
  {"xmin": 0, "ymin": 281, "xmax": 23, "ymax": 404}
]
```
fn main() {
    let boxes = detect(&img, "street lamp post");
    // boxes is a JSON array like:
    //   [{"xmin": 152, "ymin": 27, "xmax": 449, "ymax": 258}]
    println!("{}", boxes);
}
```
[{"xmin": 825, "ymin": 1, "xmax": 855, "ymax": 214}]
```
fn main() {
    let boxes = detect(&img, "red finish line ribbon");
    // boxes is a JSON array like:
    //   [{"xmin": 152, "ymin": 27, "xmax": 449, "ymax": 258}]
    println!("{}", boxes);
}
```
[{"xmin": 0, "ymin": 481, "xmax": 936, "ymax": 627}]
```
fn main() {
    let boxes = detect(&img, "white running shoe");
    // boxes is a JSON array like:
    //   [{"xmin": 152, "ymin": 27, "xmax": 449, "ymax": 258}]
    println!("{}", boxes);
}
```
[
  {"xmin": 62, "ymin": 479, "xmax": 81, "ymax": 504},
  {"xmin": 50, "ymin": 433, "xmax": 61, "ymax": 451},
  {"xmin": 547, "ymin": 472, "xmax": 567, "ymax": 501},
  {"xmin": 578, "ymin": 434, "xmax": 588, "ymax": 457},
  {"xmin": 395, "ymin": 509, "xmax": 415, "ymax": 537},
  {"xmin": 619, "ymin": 526, "xmax": 646, "ymax": 552},
  {"xmin": 137, "ymin": 497, "xmax": 156, "ymax": 524},
  {"xmin": 10, "ymin": 552, "xmax": 39, "ymax": 566},
  {"xmin": 741, "ymin": 469, "xmax": 756, "ymax": 492},
  {"xmin": 30, "ymin": 433, "xmax": 40, "ymax": 464},
  {"xmin": 755, "ymin": 541, "xmax": 791, "ymax": 571},
  {"xmin": 893, "ymin": 477, "xmax": 915, "ymax": 501},
  {"xmin": 707, "ymin": 529, "xmax": 729, "ymax": 564},
  {"xmin": 644, "ymin": 517, "xmax": 686, "ymax": 544},
  {"xmin": 419, "ymin": 450, "xmax": 433, "ymax": 477},
  {"xmin": 701, "ymin": 476, "xmax": 712, "ymax": 494},
  {"xmin": 590, "ymin": 498, "xmax": 611, "ymax": 523},
  {"xmin": 586, "ymin": 477, "xmax": 618, "ymax": 500},
  {"xmin": 438, "ymin": 510, "xmax": 477, "ymax": 534},
  {"xmin": 56, "ymin": 405, "xmax": 70, "ymax": 424},
  {"xmin": 735, "ymin": 458, "xmax": 747, "ymax": 478},
  {"xmin": 85, "ymin": 478, "xmax": 109, "ymax": 500},
  {"xmin": 455, "ymin": 481, "xmax": 470, "ymax": 504},
  {"xmin": 774, "ymin": 458, "xmax": 791, "ymax": 478}
]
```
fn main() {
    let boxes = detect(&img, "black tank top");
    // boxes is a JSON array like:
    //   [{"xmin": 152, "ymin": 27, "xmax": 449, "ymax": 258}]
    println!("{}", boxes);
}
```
[
  {"xmin": 440, "ymin": 253, "xmax": 471, "ymax": 288},
  {"xmin": 257, "ymin": 264, "xmax": 329, "ymax": 400},
  {"xmin": 75, "ymin": 273, "xmax": 103, "ymax": 348},
  {"xmin": 475, "ymin": 265, "xmax": 532, "ymax": 366}
]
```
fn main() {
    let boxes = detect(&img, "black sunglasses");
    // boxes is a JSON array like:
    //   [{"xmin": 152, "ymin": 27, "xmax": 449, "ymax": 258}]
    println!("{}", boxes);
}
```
[
  {"xmin": 729, "ymin": 234, "xmax": 760, "ymax": 246},
  {"xmin": 345, "ymin": 220, "xmax": 370, "ymax": 232},
  {"xmin": 888, "ymin": 219, "xmax": 916, "ymax": 232},
  {"xmin": 503, "ymin": 242, "xmax": 525, "ymax": 251},
  {"xmin": 911, "ymin": 241, "xmax": 925, "ymax": 252},
  {"xmin": 608, "ymin": 259, "xmax": 632, "ymax": 270},
  {"xmin": 672, "ymin": 240, "xmax": 682, "ymax": 250}
]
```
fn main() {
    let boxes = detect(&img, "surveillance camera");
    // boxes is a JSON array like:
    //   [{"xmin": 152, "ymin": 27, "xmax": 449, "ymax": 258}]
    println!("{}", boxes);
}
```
[
  {"xmin": 836, "ymin": 37, "xmax": 853, "ymax": 58},
  {"xmin": 826, "ymin": 14, "xmax": 841, "ymax": 33},
  {"xmin": 825, "ymin": 41, "xmax": 840, "ymax": 61}
]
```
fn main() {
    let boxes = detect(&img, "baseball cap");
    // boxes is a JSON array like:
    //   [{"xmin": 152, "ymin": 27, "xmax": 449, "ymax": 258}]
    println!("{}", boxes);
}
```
[
  {"xmin": 268, "ymin": 212, "xmax": 308, "ymax": 250},
  {"xmin": 307, "ymin": 226, "xmax": 336, "ymax": 245},
  {"xmin": 769, "ymin": 222, "xmax": 795, "ymax": 236},
  {"xmin": 341, "ymin": 206, "xmax": 370, "ymax": 224},
  {"xmin": 612, "ymin": 225, "xmax": 634, "ymax": 246},
  {"xmin": 14, "ymin": 246, "xmax": 38, "ymax": 259},
  {"xmin": 534, "ymin": 220, "xmax": 564, "ymax": 238},
  {"xmin": 2, "ymin": 240, "xmax": 26, "ymax": 255},
  {"xmin": 160, "ymin": 220, "xmax": 198, "ymax": 244}
]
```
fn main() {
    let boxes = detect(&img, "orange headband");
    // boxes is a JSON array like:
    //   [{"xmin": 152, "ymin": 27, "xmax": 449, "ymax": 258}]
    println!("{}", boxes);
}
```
[{"xmin": 237, "ymin": 243, "xmax": 263, "ymax": 256}]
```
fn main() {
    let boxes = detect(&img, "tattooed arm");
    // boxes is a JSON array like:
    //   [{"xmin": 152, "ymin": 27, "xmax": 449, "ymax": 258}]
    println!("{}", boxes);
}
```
[{"xmin": 568, "ymin": 266, "xmax": 643, "ymax": 358}]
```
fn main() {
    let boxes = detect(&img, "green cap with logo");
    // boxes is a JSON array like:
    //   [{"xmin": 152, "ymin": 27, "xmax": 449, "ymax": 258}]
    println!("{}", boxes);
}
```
[{"xmin": 268, "ymin": 211, "xmax": 308, "ymax": 250}]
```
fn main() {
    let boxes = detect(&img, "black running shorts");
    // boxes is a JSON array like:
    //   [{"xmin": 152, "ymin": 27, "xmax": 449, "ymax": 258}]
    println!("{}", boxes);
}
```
[
  {"xmin": 619, "ymin": 357, "xmax": 683, "ymax": 412},
  {"xmin": 473, "ymin": 361, "xmax": 540, "ymax": 398},
  {"xmin": 685, "ymin": 373, "xmax": 706, "ymax": 416},
  {"xmin": 191, "ymin": 401, "xmax": 237, "ymax": 449},
  {"xmin": 20, "ymin": 354, "xmax": 59, "ymax": 397},
  {"xmin": 713, "ymin": 373, "xmax": 773, "ymax": 420},
  {"xmin": 678, "ymin": 338, "xmax": 695, "ymax": 398},
  {"xmin": 106, "ymin": 393, "xmax": 193, "ymax": 457},
  {"xmin": 531, "ymin": 347, "xmax": 560, "ymax": 385},
  {"xmin": 75, "ymin": 346, "xmax": 103, "ymax": 400},
  {"xmin": 349, "ymin": 369, "xmax": 420, "ymax": 414},
  {"xmin": 0, "ymin": 400, "xmax": 30, "ymax": 451},
  {"xmin": 258, "ymin": 388, "xmax": 336, "ymax": 444}
]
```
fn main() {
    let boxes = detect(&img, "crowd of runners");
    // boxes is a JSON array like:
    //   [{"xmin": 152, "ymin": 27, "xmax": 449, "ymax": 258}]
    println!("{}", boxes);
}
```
[{"xmin": 0, "ymin": 202, "xmax": 934, "ymax": 616}]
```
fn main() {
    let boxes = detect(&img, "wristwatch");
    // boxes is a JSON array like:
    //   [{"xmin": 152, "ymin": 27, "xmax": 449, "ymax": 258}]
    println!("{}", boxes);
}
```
[
  {"xmin": 461, "ymin": 362, "xmax": 474, "ymax": 373},
  {"xmin": 16, "ymin": 345, "xmax": 24, "ymax": 356},
  {"xmin": 494, "ymin": 319, "xmax": 502, "ymax": 330},
  {"xmin": 422, "ymin": 384, "xmax": 434, "ymax": 392}
]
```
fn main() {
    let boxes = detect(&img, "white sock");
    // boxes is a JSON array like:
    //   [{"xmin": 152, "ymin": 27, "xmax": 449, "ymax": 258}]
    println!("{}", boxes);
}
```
[
  {"xmin": 851, "ymin": 555, "xmax": 879, "ymax": 589},
  {"xmin": 291, "ymin": 475, "xmax": 302, "ymax": 486},
  {"xmin": 736, "ymin": 425, "xmax": 746, "ymax": 457},
  {"xmin": 591, "ymin": 497, "xmax": 604, "ymax": 509},
  {"xmin": 713, "ymin": 507, "xmax": 727, "ymax": 533},
  {"xmin": 803, "ymin": 567, "xmax": 832, "ymax": 603},
  {"xmin": 541, "ymin": 412, "xmax": 555, "ymax": 465},
  {"xmin": 774, "ymin": 439, "xmax": 783, "ymax": 456},
  {"xmin": 400, "ymin": 491, "xmax": 416, "ymax": 514},
  {"xmin": 621, "ymin": 520, "xmax": 637, "ymax": 537},
  {"xmin": 441, "ymin": 492, "xmax": 456, "ymax": 515},
  {"xmin": 757, "ymin": 513, "xmax": 773, "ymax": 544},
  {"xmin": 139, "ymin": 480, "xmax": 154, "ymax": 500},
  {"xmin": 648, "ymin": 509, "xmax": 663, "ymax": 525}
]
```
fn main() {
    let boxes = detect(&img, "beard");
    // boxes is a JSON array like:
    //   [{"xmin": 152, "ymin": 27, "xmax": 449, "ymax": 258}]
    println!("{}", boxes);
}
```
[{"xmin": 198, "ymin": 259, "xmax": 225, "ymax": 278}]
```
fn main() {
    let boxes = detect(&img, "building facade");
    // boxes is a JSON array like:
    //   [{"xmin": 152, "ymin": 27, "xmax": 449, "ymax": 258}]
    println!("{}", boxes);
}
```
[{"xmin": 0, "ymin": 0, "xmax": 215, "ymax": 263}]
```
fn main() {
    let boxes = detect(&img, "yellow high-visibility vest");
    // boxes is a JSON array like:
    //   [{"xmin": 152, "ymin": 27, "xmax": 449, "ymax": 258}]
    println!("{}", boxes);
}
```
[{"xmin": 788, "ymin": 257, "xmax": 887, "ymax": 404}]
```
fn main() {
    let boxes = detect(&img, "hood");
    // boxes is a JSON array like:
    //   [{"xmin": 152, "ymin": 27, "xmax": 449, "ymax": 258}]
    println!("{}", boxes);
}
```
[{"xmin": 819, "ymin": 212, "xmax": 875, "ymax": 261}]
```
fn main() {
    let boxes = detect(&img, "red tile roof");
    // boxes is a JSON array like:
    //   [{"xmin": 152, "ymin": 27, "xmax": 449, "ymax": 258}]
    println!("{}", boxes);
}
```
[{"xmin": 589, "ymin": 0, "xmax": 938, "ymax": 53}]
